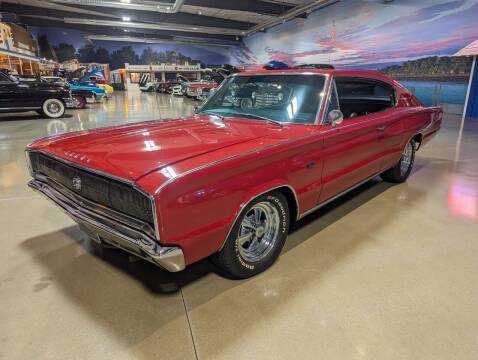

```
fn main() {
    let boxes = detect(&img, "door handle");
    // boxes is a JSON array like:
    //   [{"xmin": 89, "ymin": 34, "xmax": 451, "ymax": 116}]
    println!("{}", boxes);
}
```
[{"xmin": 376, "ymin": 126, "xmax": 386, "ymax": 131}]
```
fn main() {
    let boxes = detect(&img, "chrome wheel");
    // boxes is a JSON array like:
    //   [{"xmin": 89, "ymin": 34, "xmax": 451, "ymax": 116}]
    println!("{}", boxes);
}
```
[
  {"xmin": 47, "ymin": 102, "xmax": 60, "ymax": 114},
  {"xmin": 237, "ymin": 202, "xmax": 280, "ymax": 262},
  {"xmin": 42, "ymin": 99, "xmax": 65, "ymax": 118},
  {"xmin": 400, "ymin": 142, "xmax": 413, "ymax": 176}
]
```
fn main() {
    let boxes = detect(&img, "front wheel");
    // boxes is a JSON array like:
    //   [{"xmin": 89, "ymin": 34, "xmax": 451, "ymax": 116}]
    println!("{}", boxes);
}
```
[
  {"xmin": 380, "ymin": 139, "xmax": 416, "ymax": 183},
  {"xmin": 211, "ymin": 192, "xmax": 290, "ymax": 279},
  {"xmin": 41, "ymin": 98, "xmax": 65, "ymax": 118}
]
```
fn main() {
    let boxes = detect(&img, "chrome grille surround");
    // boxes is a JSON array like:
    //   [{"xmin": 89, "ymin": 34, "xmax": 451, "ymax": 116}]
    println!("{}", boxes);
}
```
[{"xmin": 26, "ymin": 150, "xmax": 185, "ymax": 272}]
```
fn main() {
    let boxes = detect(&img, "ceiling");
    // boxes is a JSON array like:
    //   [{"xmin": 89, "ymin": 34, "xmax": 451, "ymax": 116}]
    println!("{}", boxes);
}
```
[{"xmin": 0, "ymin": 0, "xmax": 339, "ymax": 48}]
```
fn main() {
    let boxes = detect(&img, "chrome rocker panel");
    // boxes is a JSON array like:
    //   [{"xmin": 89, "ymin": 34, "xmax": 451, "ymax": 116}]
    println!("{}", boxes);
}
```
[{"xmin": 28, "ymin": 177, "xmax": 185, "ymax": 272}]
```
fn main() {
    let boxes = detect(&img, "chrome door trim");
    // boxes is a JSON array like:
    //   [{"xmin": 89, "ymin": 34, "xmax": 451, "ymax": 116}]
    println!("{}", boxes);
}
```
[{"xmin": 0, "ymin": 107, "xmax": 40, "ymax": 110}]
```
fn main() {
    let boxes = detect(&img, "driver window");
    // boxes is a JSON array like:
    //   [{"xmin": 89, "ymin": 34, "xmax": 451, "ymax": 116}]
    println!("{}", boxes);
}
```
[
  {"xmin": 0, "ymin": 73, "xmax": 11, "ymax": 83},
  {"xmin": 334, "ymin": 77, "xmax": 395, "ymax": 120}
]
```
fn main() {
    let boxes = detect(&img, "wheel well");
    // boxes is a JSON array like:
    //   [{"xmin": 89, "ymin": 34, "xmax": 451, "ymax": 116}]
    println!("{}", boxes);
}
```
[
  {"xmin": 412, "ymin": 133, "xmax": 423, "ymax": 150},
  {"xmin": 275, "ymin": 186, "xmax": 299, "ymax": 223}
]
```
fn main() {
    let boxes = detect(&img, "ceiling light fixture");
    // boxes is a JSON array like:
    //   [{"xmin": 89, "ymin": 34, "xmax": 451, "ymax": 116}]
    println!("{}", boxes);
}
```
[{"xmin": 122, "ymin": 16, "xmax": 131, "ymax": 21}]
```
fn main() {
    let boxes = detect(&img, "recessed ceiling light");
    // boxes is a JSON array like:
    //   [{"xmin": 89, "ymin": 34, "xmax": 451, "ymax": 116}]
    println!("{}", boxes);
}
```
[
  {"xmin": 120, "ymin": 0, "xmax": 130, "ymax": 3},
  {"xmin": 122, "ymin": 16, "xmax": 130, "ymax": 22},
  {"xmin": 197, "ymin": 11, "xmax": 202, "ymax": 15}
]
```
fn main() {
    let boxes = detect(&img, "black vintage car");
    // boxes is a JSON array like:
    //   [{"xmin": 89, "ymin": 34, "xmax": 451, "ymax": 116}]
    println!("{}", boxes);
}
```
[{"xmin": 0, "ymin": 70, "xmax": 73, "ymax": 118}]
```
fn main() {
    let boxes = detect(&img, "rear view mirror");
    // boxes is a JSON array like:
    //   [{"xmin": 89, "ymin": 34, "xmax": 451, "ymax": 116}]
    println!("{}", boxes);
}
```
[{"xmin": 328, "ymin": 109, "xmax": 344, "ymax": 127}]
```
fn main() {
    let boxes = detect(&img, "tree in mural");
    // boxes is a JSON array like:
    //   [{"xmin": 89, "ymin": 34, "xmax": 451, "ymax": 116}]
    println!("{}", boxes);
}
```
[
  {"xmin": 380, "ymin": 56, "xmax": 473, "ymax": 79},
  {"xmin": 140, "ymin": 47, "xmax": 161, "ymax": 64},
  {"xmin": 77, "ymin": 43, "xmax": 97, "ymax": 63},
  {"xmin": 37, "ymin": 34, "xmax": 58, "ymax": 61},
  {"xmin": 52, "ymin": 43, "xmax": 76, "ymax": 62},
  {"xmin": 110, "ymin": 46, "xmax": 140, "ymax": 69},
  {"xmin": 94, "ymin": 47, "xmax": 111, "ymax": 64}
]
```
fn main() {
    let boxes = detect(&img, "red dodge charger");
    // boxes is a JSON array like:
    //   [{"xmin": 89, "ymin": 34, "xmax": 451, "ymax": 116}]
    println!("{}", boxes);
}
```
[{"xmin": 26, "ymin": 69, "xmax": 442, "ymax": 278}]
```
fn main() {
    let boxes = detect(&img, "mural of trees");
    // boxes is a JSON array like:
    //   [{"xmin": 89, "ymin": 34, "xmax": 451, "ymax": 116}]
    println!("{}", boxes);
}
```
[
  {"xmin": 380, "ymin": 56, "xmax": 473, "ymax": 79},
  {"xmin": 37, "ymin": 34, "xmax": 58, "ymax": 61},
  {"xmin": 35, "ymin": 32, "xmax": 217, "ymax": 69},
  {"xmin": 52, "ymin": 43, "xmax": 76, "ymax": 62},
  {"xmin": 110, "ymin": 46, "xmax": 139, "ymax": 69},
  {"xmin": 77, "ymin": 43, "xmax": 96, "ymax": 63}
]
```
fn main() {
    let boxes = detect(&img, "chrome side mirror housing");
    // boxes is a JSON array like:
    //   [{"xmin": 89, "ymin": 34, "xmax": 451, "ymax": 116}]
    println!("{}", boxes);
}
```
[{"xmin": 328, "ymin": 109, "xmax": 344, "ymax": 127}]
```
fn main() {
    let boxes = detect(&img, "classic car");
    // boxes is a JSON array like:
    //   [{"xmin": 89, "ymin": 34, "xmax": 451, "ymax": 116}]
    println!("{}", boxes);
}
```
[
  {"xmin": 78, "ymin": 69, "xmax": 114, "ymax": 96},
  {"xmin": 0, "ymin": 70, "xmax": 73, "ymax": 118},
  {"xmin": 185, "ymin": 81, "xmax": 218, "ymax": 100},
  {"xmin": 25, "ymin": 69, "xmax": 442, "ymax": 279},
  {"xmin": 42, "ymin": 77, "xmax": 95, "ymax": 109},
  {"xmin": 69, "ymin": 80, "xmax": 107, "ymax": 102}
]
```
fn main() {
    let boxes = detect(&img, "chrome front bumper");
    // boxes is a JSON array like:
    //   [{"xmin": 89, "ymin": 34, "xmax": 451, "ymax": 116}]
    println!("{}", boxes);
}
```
[{"xmin": 28, "ymin": 178, "xmax": 185, "ymax": 272}]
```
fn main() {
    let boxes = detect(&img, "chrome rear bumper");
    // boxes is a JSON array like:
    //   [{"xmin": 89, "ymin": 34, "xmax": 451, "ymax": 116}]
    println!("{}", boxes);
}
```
[{"xmin": 28, "ymin": 178, "xmax": 185, "ymax": 272}]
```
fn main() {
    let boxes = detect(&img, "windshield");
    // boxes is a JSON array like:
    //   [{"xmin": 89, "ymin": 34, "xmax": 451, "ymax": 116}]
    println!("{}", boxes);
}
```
[{"xmin": 199, "ymin": 74, "xmax": 326, "ymax": 124}]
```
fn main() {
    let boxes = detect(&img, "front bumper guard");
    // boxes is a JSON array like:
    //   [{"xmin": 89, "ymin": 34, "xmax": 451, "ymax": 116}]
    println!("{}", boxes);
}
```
[{"xmin": 28, "ymin": 178, "xmax": 185, "ymax": 272}]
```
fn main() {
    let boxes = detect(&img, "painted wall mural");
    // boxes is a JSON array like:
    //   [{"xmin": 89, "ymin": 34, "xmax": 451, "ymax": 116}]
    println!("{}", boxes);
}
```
[
  {"xmin": 239, "ymin": 0, "xmax": 478, "ymax": 107},
  {"xmin": 30, "ymin": 27, "xmax": 236, "ymax": 68}
]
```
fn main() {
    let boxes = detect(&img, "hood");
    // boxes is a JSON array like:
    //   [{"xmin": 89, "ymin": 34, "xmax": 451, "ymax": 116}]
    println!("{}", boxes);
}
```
[
  {"xmin": 19, "ymin": 80, "xmax": 68, "ymax": 92},
  {"xmin": 33, "ymin": 116, "xmax": 279, "ymax": 181}
]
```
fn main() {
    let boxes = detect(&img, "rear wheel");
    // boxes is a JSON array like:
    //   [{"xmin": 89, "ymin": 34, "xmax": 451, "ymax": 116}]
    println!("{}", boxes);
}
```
[
  {"xmin": 41, "ymin": 98, "xmax": 65, "ymax": 118},
  {"xmin": 212, "ymin": 192, "xmax": 289, "ymax": 279},
  {"xmin": 380, "ymin": 139, "xmax": 416, "ymax": 183},
  {"xmin": 72, "ymin": 95, "xmax": 86, "ymax": 109}
]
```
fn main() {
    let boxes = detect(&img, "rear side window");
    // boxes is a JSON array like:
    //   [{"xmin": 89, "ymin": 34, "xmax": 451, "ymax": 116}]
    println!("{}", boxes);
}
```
[{"xmin": 335, "ymin": 77, "xmax": 395, "ymax": 120}]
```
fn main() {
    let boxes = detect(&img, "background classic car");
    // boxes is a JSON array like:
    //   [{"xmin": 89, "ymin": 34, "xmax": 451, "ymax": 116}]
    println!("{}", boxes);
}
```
[
  {"xmin": 0, "ymin": 70, "xmax": 73, "ymax": 118},
  {"xmin": 26, "ymin": 69, "xmax": 442, "ymax": 278}
]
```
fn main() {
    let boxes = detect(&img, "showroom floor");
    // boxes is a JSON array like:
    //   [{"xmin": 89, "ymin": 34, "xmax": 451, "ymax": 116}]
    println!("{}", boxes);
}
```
[{"xmin": 1, "ymin": 91, "xmax": 477, "ymax": 360}]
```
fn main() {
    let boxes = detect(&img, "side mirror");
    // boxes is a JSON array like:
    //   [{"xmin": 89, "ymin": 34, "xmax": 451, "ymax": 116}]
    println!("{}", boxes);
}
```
[{"xmin": 328, "ymin": 109, "xmax": 344, "ymax": 127}]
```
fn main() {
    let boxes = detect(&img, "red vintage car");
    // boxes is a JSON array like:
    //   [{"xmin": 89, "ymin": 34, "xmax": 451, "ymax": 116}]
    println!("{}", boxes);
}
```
[{"xmin": 26, "ymin": 69, "xmax": 442, "ymax": 278}]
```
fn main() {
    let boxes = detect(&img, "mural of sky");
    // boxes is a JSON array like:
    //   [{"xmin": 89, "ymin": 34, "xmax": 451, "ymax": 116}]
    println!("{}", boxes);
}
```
[{"xmin": 240, "ymin": 0, "xmax": 478, "ymax": 68}]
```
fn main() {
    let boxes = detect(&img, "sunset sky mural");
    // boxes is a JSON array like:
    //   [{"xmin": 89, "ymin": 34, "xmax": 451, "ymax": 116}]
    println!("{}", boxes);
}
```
[{"xmin": 240, "ymin": 0, "xmax": 478, "ymax": 68}]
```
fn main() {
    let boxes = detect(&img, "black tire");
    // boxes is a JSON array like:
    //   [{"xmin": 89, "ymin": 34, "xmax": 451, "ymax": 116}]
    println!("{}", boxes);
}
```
[
  {"xmin": 41, "ymin": 98, "xmax": 65, "ymax": 119},
  {"xmin": 211, "ymin": 191, "xmax": 290, "ymax": 279},
  {"xmin": 72, "ymin": 95, "xmax": 86, "ymax": 109},
  {"xmin": 380, "ymin": 139, "xmax": 416, "ymax": 183}
]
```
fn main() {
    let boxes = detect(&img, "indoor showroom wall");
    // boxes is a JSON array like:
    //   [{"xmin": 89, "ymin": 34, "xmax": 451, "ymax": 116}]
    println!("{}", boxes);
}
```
[{"xmin": 238, "ymin": 0, "xmax": 478, "ymax": 113}]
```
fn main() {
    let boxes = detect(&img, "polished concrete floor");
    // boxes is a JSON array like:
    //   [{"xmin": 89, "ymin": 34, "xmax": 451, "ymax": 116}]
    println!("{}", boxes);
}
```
[{"xmin": 1, "ymin": 91, "xmax": 477, "ymax": 359}]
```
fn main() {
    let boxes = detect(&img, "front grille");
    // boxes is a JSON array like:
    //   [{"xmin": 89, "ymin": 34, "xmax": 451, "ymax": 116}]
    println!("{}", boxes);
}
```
[{"xmin": 29, "ymin": 152, "xmax": 154, "ymax": 227}]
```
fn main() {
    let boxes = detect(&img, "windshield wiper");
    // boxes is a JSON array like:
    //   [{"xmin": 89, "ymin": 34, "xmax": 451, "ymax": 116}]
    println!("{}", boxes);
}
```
[{"xmin": 234, "ymin": 113, "xmax": 283, "ymax": 127}]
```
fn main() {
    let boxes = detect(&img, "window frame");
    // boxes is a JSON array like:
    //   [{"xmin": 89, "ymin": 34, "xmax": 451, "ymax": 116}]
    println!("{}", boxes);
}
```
[
  {"xmin": 0, "ymin": 73, "xmax": 14, "ymax": 84},
  {"xmin": 322, "ymin": 76, "xmax": 397, "ymax": 124}
]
